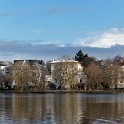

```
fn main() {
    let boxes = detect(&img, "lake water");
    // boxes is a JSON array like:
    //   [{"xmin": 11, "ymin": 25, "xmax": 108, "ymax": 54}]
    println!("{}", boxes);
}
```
[{"xmin": 0, "ymin": 93, "xmax": 124, "ymax": 124}]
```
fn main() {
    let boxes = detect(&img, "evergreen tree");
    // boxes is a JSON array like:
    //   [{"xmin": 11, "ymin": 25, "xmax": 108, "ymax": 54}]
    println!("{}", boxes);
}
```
[
  {"xmin": 75, "ymin": 50, "xmax": 84, "ymax": 62},
  {"xmin": 75, "ymin": 50, "xmax": 96, "ymax": 67}
]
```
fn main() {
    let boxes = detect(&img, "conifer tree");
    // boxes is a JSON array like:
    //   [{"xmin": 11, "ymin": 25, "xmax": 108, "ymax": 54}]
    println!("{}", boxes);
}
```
[{"xmin": 75, "ymin": 50, "xmax": 84, "ymax": 62}]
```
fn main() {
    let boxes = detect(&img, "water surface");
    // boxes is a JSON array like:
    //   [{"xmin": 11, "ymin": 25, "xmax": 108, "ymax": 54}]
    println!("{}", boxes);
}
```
[{"xmin": 0, "ymin": 93, "xmax": 124, "ymax": 124}]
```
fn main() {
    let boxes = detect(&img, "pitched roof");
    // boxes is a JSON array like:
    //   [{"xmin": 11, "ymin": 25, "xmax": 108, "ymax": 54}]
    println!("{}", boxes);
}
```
[{"xmin": 14, "ymin": 60, "xmax": 44, "ymax": 65}]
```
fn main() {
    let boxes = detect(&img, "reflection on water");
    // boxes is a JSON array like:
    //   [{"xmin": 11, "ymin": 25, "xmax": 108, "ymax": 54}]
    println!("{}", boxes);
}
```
[{"xmin": 0, "ymin": 93, "xmax": 124, "ymax": 124}]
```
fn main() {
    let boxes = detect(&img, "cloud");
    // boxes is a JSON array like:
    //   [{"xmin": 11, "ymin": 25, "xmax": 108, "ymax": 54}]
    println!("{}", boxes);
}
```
[
  {"xmin": 1, "ymin": 28, "xmax": 124, "ymax": 62},
  {"xmin": 0, "ymin": 39, "xmax": 124, "ymax": 62},
  {"xmin": 74, "ymin": 28, "xmax": 124, "ymax": 48},
  {"xmin": 0, "ymin": 40, "xmax": 69, "ymax": 61}
]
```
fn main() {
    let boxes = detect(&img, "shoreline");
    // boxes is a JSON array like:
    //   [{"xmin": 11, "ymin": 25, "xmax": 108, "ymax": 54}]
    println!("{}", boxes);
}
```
[{"xmin": 0, "ymin": 89, "xmax": 124, "ymax": 94}]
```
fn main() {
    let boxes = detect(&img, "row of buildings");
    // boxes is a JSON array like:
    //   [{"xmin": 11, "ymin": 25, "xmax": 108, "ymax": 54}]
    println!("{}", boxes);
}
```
[
  {"xmin": 0, "ymin": 59, "xmax": 124, "ymax": 90},
  {"xmin": 0, "ymin": 59, "xmax": 86, "ymax": 90}
]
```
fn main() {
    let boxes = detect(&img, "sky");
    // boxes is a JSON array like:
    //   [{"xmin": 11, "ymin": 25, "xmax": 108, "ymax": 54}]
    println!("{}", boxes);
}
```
[{"xmin": 1, "ymin": 0, "xmax": 124, "ymax": 62}]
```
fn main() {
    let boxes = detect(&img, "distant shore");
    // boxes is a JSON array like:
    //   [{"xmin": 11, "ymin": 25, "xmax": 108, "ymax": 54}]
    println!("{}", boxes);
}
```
[{"xmin": 0, "ymin": 89, "xmax": 124, "ymax": 94}]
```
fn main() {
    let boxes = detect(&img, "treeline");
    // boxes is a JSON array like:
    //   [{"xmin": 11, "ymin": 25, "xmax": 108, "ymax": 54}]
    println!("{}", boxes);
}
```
[
  {"xmin": 0, "ymin": 50, "xmax": 124, "ymax": 91},
  {"xmin": 75, "ymin": 50, "xmax": 124, "ymax": 90}
]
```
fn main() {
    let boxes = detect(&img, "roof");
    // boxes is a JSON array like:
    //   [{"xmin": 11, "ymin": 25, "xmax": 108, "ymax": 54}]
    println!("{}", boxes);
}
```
[
  {"xmin": 0, "ymin": 61, "xmax": 13, "ymax": 66},
  {"xmin": 50, "ymin": 59, "xmax": 79, "ymax": 64},
  {"xmin": 14, "ymin": 60, "xmax": 44, "ymax": 65}
]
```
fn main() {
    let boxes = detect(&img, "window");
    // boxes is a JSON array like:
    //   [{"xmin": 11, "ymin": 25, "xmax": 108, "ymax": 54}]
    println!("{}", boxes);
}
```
[
  {"xmin": 80, "ymin": 79, "xmax": 82, "ymax": 83},
  {"xmin": 120, "ymin": 80, "xmax": 123, "ymax": 83}
]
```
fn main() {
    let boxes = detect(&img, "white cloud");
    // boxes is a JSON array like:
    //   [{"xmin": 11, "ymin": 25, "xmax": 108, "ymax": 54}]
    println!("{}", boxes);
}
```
[{"xmin": 74, "ymin": 28, "xmax": 124, "ymax": 48}]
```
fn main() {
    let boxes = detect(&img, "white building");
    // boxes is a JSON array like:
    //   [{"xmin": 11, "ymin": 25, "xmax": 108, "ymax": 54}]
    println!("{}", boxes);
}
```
[
  {"xmin": 0, "ymin": 61, "xmax": 13, "ymax": 88},
  {"xmin": 117, "ymin": 65, "xmax": 124, "ymax": 89},
  {"xmin": 45, "ymin": 59, "xmax": 86, "ymax": 90}
]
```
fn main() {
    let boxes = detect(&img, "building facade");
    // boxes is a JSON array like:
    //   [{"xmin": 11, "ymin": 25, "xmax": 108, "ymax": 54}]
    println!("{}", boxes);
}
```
[
  {"xmin": 13, "ymin": 59, "xmax": 45, "ymax": 89},
  {"xmin": 117, "ymin": 65, "xmax": 124, "ymax": 89},
  {"xmin": 0, "ymin": 61, "xmax": 13, "ymax": 88},
  {"xmin": 45, "ymin": 59, "xmax": 87, "ymax": 90}
]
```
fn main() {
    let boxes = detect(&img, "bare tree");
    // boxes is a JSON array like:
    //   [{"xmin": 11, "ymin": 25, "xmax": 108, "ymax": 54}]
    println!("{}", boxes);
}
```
[
  {"xmin": 103, "ymin": 58, "xmax": 113, "ymax": 66},
  {"xmin": 102, "ymin": 64, "xmax": 121, "ymax": 90},
  {"xmin": 13, "ymin": 61, "xmax": 47, "ymax": 91},
  {"xmin": 4, "ymin": 66, "xmax": 13, "ymax": 89},
  {"xmin": 85, "ymin": 63, "xmax": 103, "ymax": 90},
  {"xmin": 52, "ymin": 61, "xmax": 82, "ymax": 90},
  {"xmin": 46, "ymin": 60, "xmax": 52, "ymax": 74},
  {"xmin": 113, "ymin": 55, "xmax": 124, "ymax": 63},
  {"xmin": 0, "ymin": 71, "xmax": 4, "ymax": 88},
  {"xmin": 102, "ymin": 58, "xmax": 121, "ymax": 89},
  {"xmin": 12, "ymin": 61, "xmax": 32, "ymax": 90},
  {"xmin": 60, "ymin": 55, "xmax": 71, "ymax": 60},
  {"xmin": 31, "ymin": 64, "xmax": 46, "ymax": 91}
]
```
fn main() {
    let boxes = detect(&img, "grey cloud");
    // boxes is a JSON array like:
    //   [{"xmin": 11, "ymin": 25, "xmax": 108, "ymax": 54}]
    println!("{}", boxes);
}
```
[{"xmin": 0, "ymin": 40, "xmax": 124, "ymax": 62}]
